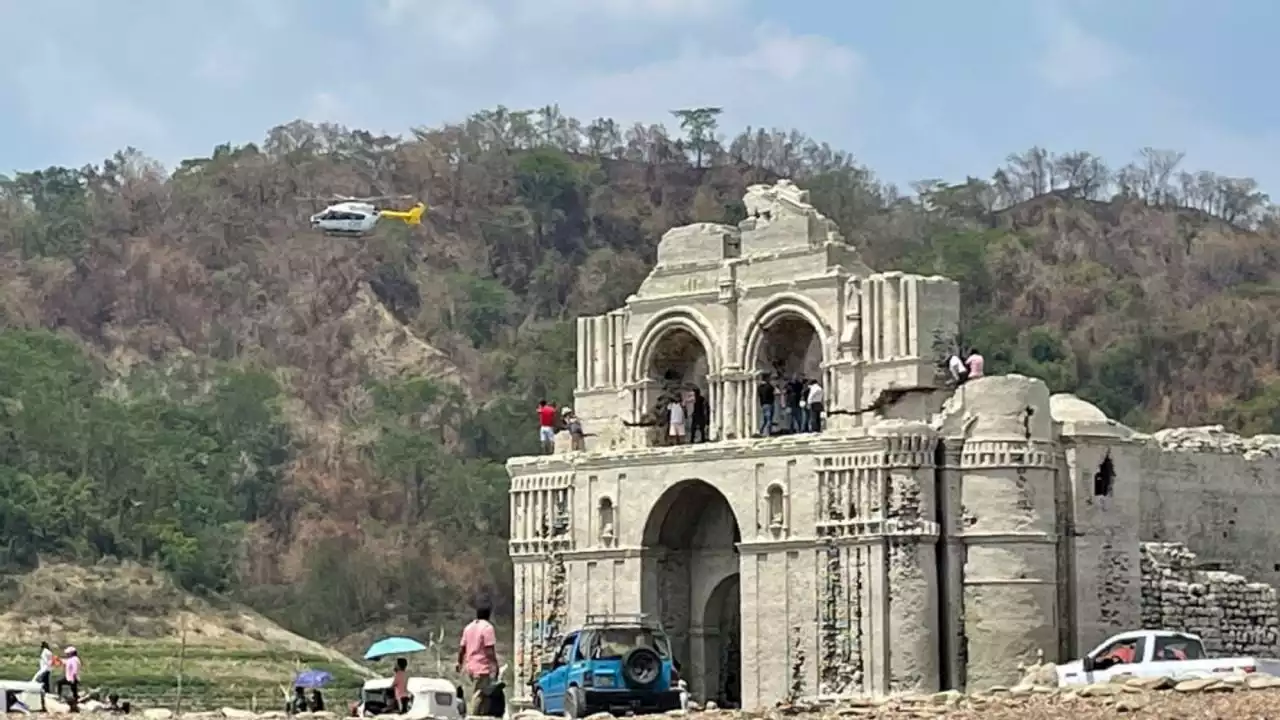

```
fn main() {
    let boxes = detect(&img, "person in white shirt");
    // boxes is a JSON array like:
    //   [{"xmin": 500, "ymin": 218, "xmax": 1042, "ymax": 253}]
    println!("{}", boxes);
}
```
[
  {"xmin": 947, "ymin": 352, "xmax": 968, "ymax": 385},
  {"xmin": 667, "ymin": 398, "xmax": 686, "ymax": 444},
  {"xmin": 32, "ymin": 641, "xmax": 53, "ymax": 693},
  {"xmin": 804, "ymin": 380, "xmax": 825, "ymax": 433}
]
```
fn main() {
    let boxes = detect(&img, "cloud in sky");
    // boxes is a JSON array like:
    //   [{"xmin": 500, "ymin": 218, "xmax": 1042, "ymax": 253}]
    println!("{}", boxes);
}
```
[{"xmin": 0, "ymin": 0, "xmax": 1276, "ymax": 196}]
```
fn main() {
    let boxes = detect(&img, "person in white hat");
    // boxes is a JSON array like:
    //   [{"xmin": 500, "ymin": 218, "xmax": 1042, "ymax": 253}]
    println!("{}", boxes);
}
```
[{"xmin": 58, "ymin": 647, "xmax": 80, "ymax": 712}]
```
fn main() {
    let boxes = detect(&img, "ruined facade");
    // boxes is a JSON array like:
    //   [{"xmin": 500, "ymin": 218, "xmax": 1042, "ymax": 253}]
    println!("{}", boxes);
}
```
[{"xmin": 506, "ymin": 179, "xmax": 1280, "ymax": 708}]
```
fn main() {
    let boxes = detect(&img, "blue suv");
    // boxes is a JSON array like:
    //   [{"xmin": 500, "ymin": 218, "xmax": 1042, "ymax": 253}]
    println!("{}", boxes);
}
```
[{"xmin": 532, "ymin": 614, "xmax": 683, "ymax": 717}]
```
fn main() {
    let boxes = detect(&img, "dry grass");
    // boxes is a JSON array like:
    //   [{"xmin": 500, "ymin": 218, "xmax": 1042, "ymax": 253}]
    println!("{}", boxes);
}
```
[{"xmin": 0, "ymin": 562, "xmax": 373, "ymax": 710}]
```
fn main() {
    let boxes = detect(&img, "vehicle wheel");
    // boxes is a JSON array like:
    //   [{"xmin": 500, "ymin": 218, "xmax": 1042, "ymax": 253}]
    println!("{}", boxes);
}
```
[
  {"xmin": 563, "ymin": 686, "xmax": 585, "ymax": 719},
  {"xmin": 621, "ymin": 647, "xmax": 663, "ymax": 688}
]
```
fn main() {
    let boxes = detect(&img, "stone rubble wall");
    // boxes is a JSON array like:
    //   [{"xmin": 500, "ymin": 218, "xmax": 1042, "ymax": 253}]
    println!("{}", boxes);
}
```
[
  {"xmin": 1139, "ymin": 542, "xmax": 1280, "ymax": 656},
  {"xmin": 1145, "ymin": 425, "xmax": 1280, "ymax": 459}
]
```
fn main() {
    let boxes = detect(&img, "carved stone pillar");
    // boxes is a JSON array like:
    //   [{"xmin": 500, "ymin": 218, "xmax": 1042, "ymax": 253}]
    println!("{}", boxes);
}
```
[{"xmin": 883, "ymin": 272, "xmax": 900, "ymax": 359}]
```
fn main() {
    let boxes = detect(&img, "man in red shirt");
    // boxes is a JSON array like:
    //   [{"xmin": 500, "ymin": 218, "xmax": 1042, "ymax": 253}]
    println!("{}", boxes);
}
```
[{"xmin": 538, "ymin": 400, "xmax": 557, "ymax": 454}]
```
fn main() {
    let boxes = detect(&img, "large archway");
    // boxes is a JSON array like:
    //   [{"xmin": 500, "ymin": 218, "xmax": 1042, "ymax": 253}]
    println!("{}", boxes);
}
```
[
  {"xmin": 746, "ymin": 306, "xmax": 824, "ymax": 436},
  {"xmin": 640, "ymin": 480, "xmax": 741, "ymax": 704},
  {"xmin": 643, "ymin": 327, "xmax": 713, "ymax": 445}
]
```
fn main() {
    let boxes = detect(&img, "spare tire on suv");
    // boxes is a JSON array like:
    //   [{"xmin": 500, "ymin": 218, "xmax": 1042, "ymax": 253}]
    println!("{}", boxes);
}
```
[{"xmin": 621, "ymin": 646, "xmax": 662, "ymax": 688}]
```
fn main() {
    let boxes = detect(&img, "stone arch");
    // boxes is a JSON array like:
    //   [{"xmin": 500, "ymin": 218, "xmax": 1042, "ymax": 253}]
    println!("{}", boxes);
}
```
[
  {"xmin": 740, "ymin": 294, "xmax": 831, "ymax": 376},
  {"xmin": 640, "ymin": 479, "xmax": 742, "ymax": 704},
  {"xmin": 631, "ymin": 309, "xmax": 721, "ymax": 384},
  {"xmin": 630, "ymin": 310, "xmax": 720, "ymax": 444},
  {"xmin": 702, "ymin": 573, "xmax": 742, "ymax": 707}
]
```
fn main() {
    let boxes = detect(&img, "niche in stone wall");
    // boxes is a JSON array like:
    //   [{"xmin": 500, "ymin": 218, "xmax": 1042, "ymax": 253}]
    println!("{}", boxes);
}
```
[
  {"xmin": 598, "ymin": 497, "xmax": 616, "ymax": 546},
  {"xmin": 765, "ymin": 483, "xmax": 787, "ymax": 536}
]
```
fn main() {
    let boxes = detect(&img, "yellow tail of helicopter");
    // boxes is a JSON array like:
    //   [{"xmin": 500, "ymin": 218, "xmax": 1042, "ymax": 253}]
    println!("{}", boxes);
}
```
[{"xmin": 381, "ymin": 202, "xmax": 426, "ymax": 226}]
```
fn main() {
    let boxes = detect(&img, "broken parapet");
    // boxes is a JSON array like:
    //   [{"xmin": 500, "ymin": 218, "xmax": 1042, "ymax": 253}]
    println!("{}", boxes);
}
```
[
  {"xmin": 1140, "ymin": 542, "xmax": 1280, "ymax": 657},
  {"xmin": 1143, "ymin": 425, "xmax": 1280, "ymax": 460}
]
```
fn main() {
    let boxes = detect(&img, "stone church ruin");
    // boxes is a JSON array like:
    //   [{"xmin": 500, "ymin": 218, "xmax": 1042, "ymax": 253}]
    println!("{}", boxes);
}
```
[{"xmin": 505, "ymin": 179, "xmax": 1280, "ymax": 708}]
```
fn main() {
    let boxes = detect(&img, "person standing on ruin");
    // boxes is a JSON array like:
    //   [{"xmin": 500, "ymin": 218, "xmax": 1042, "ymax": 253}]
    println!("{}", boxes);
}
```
[
  {"xmin": 965, "ymin": 348, "xmax": 985, "ymax": 380},
  {"xmin": 756, "ymin": 374, "xmax": 776, "ymax": 437},
  {"xmin": 805, "ymin": 379, "xmax": 825, "ymax": 433},
  {"xmin": 786, "ymin": 375, "xmax": 805, "ymax": 433},
  {"xmin": 537, "ymin": 400, "xmax": 557, "ymax": 454},
  {"xmin": 691, "ymin": 387, "xmax": 710, "ymax": 443},
  {"xmin": 948, "ymin": 350, "xmax": 968, "ymax": 386},
  {"xmin": 667, "ymin": 396, "xmax": 687, "ymax": 444}
]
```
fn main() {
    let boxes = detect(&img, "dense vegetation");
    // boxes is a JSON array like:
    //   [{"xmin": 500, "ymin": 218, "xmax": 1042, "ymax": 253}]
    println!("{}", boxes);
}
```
[{"xmin": 1, "ymin": 104, "xmax": 1277, "ymax": 642}]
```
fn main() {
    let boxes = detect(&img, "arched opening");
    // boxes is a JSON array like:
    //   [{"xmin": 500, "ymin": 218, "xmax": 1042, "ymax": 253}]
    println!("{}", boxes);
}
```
[
  {"xmin": 644, "ymin": 327, "xmax": 712, "ymax": 445},
  {"xmin": 704, "ymin": 575, "xmax": 741, "ymax": 707},
  {"xmin": 641, "ymin": 480, "xmax": 741, "ymax": 704},
  {"xmin": 751, "ymin": 311, "xmax": 823, "ymax": 436}
]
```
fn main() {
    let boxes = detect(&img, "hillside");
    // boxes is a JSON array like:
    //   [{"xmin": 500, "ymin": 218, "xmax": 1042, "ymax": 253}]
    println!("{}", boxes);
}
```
[
  {"xmin": 0, "ymin": 108, "xmax": 1277, "ymax": 642},
  {"xmin": 0, "ymin": 562, "xmax": 370, "ymax": 709}
]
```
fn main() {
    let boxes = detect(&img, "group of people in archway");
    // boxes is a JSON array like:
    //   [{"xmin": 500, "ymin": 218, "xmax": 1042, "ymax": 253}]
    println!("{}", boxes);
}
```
[{"xmin": 756, "ymin": 373, "xmax": 824, "ymax": 436}]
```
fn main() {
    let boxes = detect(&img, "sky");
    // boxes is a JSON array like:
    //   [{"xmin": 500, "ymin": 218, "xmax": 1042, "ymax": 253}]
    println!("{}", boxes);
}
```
[{"xmin": 1, "ymin": 0, "xmax": 1277, "ymax": 195}]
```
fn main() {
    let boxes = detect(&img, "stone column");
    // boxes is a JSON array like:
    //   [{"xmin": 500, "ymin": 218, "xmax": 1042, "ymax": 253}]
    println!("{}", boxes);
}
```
[
  {"xmin": 958, "ymin": 377, "xmax": 1060, "ymax": 690},
  {"xmin": 689, "ymin": 625, "xmax": 719, "ymax": 701},
  {"xmin": 861, "ymin": 280, "xmax": 875, "ymax": 362},
  {"xmin": 576, "ymin": 317, "xmax": 588, "ymax": 390},
  {"xmin": 882, "ymin": 273, "xmax": 900, "ymax": 359}
]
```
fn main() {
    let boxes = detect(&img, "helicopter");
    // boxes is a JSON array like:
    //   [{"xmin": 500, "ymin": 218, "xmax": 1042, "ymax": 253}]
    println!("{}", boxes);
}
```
[{"xmin": 305, "ymin": 194, "xmax": 427, "ymax": 236}]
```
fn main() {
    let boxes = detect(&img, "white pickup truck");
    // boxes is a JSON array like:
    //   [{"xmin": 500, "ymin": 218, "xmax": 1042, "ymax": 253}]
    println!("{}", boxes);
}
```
[{"xmin": 1056, "ymin": 629, "xmax": 1280, "ymax": 686}]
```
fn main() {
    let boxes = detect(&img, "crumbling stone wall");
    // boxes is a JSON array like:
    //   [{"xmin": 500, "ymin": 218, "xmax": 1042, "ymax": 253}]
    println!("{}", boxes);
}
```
[{"xmin": 1140, "ymin": 542, "xmax": 1280, "ymax": 656}]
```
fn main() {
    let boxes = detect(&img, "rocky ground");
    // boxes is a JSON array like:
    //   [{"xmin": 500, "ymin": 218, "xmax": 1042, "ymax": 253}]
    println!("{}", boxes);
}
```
[{"xmin": 55, "ymin": 671, "xmax": 1280, "ymax": 720}]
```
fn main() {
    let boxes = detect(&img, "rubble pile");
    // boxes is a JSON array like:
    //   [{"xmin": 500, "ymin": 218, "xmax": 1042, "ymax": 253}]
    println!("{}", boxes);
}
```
[
  {"xmin": 1140, "ymin": 542, "xmax": 1280, "ymax": 656},
  {"xmin": 1146, "ymin": 424, "xmax": 1280, "ymax": 459},
  {"xmin": 51, "ymin": 673, "xmax": 1280, "ymax": 720}
]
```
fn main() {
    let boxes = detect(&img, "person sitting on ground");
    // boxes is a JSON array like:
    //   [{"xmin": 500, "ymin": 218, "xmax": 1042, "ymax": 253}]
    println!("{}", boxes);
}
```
[
  {"xmin": 106, "ymin": 692, "xmax": 131, "ymax": 715},
  {"xmin": 5, "ymin": 690, "xmax": 30, "ymax": 715},
  {"xmin": 309, "ymin": 690, "xmax": 325, "ymax": 712}
]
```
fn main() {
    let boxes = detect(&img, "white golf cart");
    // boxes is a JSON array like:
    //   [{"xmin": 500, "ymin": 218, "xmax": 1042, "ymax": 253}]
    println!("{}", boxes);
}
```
[{"xmin": 355, "ymin": 676, "xmax": 463, "ymax": 719}]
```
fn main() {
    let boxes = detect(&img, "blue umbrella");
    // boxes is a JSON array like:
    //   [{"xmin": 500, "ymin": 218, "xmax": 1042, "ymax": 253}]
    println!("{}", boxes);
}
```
[
  {"xmin": 293, "ymin": 670, "xmax": 333, "ymax": 689},
  {"xmin": 364, "ymin": 636, "xmax": 428, "ymax": 660}
]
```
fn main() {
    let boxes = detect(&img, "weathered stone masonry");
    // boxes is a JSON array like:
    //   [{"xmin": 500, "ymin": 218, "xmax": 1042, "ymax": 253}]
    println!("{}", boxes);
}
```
[{"xmin": 507, "ymin": 180, "xmax": 1280, "ymax": 710}]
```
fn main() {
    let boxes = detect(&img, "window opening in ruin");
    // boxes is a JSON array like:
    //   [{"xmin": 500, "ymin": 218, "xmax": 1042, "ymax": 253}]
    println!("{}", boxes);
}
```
[
  {"xmin": 647, "ymin": 328, "xmax": 711, "ymax": 446},
  {"xmin": 1093, "ymin": 454, "xmax": 1115, "ymax": 497}
]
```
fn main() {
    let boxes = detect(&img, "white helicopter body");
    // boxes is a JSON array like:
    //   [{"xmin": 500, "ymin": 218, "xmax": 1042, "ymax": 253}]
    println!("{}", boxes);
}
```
[{"xmin": 307, "ymin": 195, "xmax": 426, "ymax": 236}]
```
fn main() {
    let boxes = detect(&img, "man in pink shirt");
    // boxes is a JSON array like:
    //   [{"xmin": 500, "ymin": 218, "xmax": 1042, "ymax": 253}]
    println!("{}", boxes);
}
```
[{"xmin": 455, "ymin": 606, "xmax": 500, "ymax": 716}]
